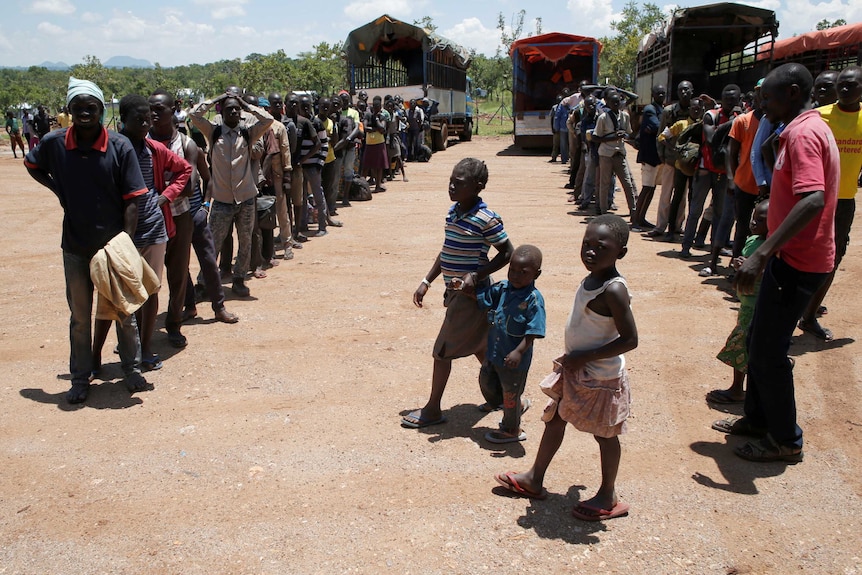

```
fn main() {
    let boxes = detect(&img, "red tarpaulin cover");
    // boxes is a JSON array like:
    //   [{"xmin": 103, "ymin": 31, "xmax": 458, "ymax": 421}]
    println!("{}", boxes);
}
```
[
  {"xmin": 773, "ymin": 22, "xmax": 862, "ymax": 61},
  {"xmin": 510, "ymin": 32, "xmax": 601, "ymax": 63}
]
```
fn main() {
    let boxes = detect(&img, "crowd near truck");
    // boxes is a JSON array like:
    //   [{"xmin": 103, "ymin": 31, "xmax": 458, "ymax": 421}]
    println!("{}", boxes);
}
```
[
  {"xmin": 769, "ymin": 21, "xmax": 862, "ymax": 76},
  {"xmin": 509, "ymin": 32, "xmax": 601, "ymax": 148},
  {"xmin": 344, "ymin": 14, "xmax": 473, "ymax": 151},
  {"xmin": 635, "ymin": 3, "xmax": 777, "ymax": 110}
]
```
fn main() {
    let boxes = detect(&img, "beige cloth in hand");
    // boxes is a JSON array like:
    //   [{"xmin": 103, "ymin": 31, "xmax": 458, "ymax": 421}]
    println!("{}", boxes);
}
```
[{"xmin": 89, "ymin": 232, "xmax": 160, "ymax": 321}]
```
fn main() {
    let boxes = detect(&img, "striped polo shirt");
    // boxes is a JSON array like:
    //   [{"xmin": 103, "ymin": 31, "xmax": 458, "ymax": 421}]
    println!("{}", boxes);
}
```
[{"xmin": 440, "ymin": 198, "xmax": 508, "ymax": 282}]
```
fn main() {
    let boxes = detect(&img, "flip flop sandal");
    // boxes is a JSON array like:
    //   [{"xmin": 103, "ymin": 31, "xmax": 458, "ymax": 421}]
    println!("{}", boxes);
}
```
[
  {"xmin": 706, "ymin": 389, "xmax": 744, "ymax": 404},
  {"xmin": 142, "ymin": 355, "xmax": 163, "ymax": 371},
  {"xmin": 734, "ymin": 437, "xmax": 803, "ymax": 464},
  {"xmin": 485, "ymin": 430, "xmax": 527, "ymax": 444},
  {"xmin": 798, "ymin": 320, "xmax": 833, "ymax": 342},
  {"xmin": 711, "ymin": 417, "xmax": 767, "ymax": 437}
]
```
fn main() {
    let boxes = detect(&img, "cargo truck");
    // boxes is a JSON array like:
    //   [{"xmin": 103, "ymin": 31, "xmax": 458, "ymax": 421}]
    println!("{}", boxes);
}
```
[
  {"xmin": 345, "ymin": 14, "xmax": 473, "ymax": 151},
  {"xmin": 509, "ymin": 32, "xmax": 601, "ymax": 148}
]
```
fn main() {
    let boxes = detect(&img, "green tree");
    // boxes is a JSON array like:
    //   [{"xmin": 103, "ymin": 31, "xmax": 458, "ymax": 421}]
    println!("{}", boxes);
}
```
[
  {"xmin": 498, "ymin": 10, "xmax": 526, "ymax": 56},
  {"xmin": 816, "ymin": 18, "xmax": 847, "ymax": 30},
  {"xmin": 240, "ymin": 50, "xmax": 294, "ymax": 95},
  {"xmin": 599, "ymin": 0, "xmax": 666, "ymax": 89},
  {"xmin": 293, "ymin": 42, "xmax": 346, "ymax": 95}
]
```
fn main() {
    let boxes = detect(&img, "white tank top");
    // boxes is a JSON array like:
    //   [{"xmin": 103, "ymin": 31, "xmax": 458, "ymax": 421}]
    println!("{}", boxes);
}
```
[
  {"xmin": 564, "ymin": 276, "xmax": 629, "ymax": 380},
  {"xmin": 165, "ymin": 132, "xmax": 191, "ymax": 217}
]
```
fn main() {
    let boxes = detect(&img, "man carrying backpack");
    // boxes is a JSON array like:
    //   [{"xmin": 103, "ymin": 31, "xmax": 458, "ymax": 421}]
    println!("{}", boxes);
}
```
[
  {"xmin": 679, "ymin": 84, "xmax": 741, "ymax": 259},
  {"xmin": 190, "ymin": 92, "xmax": 273, "ymax": 297}
]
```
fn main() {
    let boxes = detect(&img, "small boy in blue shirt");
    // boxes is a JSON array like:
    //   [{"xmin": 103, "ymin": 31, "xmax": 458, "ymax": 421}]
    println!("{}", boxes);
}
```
[{"xmin": 477, "ymin": 244, "xmax": 546, "ymax": 443}]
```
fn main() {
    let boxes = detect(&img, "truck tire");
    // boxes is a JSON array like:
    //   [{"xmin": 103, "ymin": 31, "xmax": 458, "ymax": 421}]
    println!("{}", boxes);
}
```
[
  {"xmin": 432, "ymin": 122, "xmax": 448, "ymax": 151},
  {"xmin": 459, "ymin": 120, "xmax": 473, "ymax": 141}
]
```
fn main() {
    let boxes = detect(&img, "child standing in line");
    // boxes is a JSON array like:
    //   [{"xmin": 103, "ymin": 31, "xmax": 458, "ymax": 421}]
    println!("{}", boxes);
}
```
[
  {"xmin": 476, "ymin": 245, "xmax": 546, "ymax": 443},
  {"xmin": 707, "ymin": 200, "xmax": 769, "ymax": 404},
  {"xmin": 495, "ymin": 215, "xmax": 638, "ymax": 522},
  {"xmin": 402, "ymin": 158, "xmax": 514, "ymax": 428}
]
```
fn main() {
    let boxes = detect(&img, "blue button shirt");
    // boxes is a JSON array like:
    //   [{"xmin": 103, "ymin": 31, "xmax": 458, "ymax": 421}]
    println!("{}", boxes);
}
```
[{"xmin": 477, "ymin": 280, "xmax": 546, "ymax": 372}]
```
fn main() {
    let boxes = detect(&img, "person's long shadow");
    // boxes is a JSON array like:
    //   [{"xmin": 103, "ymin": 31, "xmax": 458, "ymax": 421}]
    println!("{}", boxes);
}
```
[
  {"xmin": 21, "ymin": 379, "xmax": 144, "ymax": 411},
  {"xmin": 399, "ymin": 403, "xmax": 492, "ymax": 443},
  {"xmin": 492, "ymin": 484, "xmax": 606, "ymax": 544},
  {"xmin": 788, "ymin": 335, "xmax": 855, "ymax": 357},
  {"xmin": 690, "ymin": 438, "xmax": 789, "ymax": 494}
]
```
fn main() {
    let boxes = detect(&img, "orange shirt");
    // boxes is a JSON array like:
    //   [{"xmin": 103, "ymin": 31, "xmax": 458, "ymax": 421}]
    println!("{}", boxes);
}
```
[{"xmin": 729, "ymin": 111, "xmax": 759, "ymax": 194}]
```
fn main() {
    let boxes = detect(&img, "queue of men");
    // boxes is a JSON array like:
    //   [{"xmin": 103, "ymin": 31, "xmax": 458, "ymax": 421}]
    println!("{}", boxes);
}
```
[{"xmin": 23, "ymin": 76, "xmax": 430, "ymax": 404}]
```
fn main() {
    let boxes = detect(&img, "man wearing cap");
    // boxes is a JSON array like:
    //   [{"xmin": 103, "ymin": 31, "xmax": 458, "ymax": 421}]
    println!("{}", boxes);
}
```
[{"xmin": 24, "ymin": 77, "xmax": 151, "ymax": 404}]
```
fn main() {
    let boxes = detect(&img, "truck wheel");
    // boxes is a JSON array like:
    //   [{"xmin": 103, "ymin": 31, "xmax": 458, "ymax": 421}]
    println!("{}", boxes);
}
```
[
  {"xmin": 432, "ymin": 123, "xmax": 448, "ymax": 151},
  {"xmin": 459, "ymin": 120, "xmax": 473, "ymax": 141}
]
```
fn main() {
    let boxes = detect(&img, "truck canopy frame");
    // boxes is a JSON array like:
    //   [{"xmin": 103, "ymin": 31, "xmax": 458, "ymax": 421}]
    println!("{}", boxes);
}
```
[
  {"xmin": 345, "ymin": 14, "xmax": 471, "ymax": 93},
  {"xmin": 635, "ymin": 2, "xmax": 777, "ymax": 103}
]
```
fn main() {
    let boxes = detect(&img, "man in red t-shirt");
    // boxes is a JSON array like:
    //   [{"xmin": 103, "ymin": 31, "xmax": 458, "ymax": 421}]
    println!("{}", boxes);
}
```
[{"xmin": 715, "ymin": 64, "xmax": 839, "ymax": 464}]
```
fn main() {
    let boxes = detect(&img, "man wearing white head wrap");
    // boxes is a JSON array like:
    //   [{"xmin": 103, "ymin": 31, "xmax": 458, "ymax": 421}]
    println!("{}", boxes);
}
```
[
  {"xmin": 24, "ymin": 78, "xmax": 152, "ymax": 404},
  {"xmin": 66, "ymin": 76, "xmax": 105, "ymax": 108}
]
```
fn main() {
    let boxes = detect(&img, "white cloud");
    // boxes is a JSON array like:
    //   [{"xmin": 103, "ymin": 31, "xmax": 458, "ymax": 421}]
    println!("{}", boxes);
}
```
[
  {"xmin": 36, "ymin": 22, "xmax": 65, "ymax": 36},
  {"xmin": 442, "ymin": 18, "xmax": 500, "ymax": 56},
  {"xmin": 221, "ymin": 25, "xmax": 256, "ymax": 37},
  {"xmin": 80, "ymin": 11, "xmax": 102, "ymax": 24},
  {"xmin": 103, "ymin": 13, "xmax": 148, "ymax": 42},
  {"xmin": 212, "ymin": 5, "xmax": 246, "ymax": 19},
  {"xmin": 567, "ymin": 0, "xmax": 617, "ymax": 38},
  {"xmin": 29, "ymin": 0, "xmax": 76, "ymax": 15},
  {"xmin": 344, "ymin": 0, "xmax": 414, "ymax": 23},
  {"xmin": 191, "ymin": 0, "xmax": 248, "ymax": 20},
  {"xmin": 779, "ymin": 0, "xmax": 862, "ymax": 37}
]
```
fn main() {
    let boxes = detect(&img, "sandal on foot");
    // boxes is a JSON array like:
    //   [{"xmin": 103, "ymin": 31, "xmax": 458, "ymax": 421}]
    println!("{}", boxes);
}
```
[
  {"xmin": 141, "ymin": 355, "xmax": 163, "ymax": 371},
  {"xmin": 494, "ymin": 472, "xmax": 547, "ymax": 500},
  {"xmin": 401, "ymin": 410, "xmax": 447, "ymax": 428},
  {"xmin": 485, "ymin": 429, "xmax": 527, "ymax": 444},
  {"xmin": 816, "ymin": 305, "xmax": 827, "ymax": 317},
  {"xmin": 124, "ymin": 372, "xmax": 150, "ymax": 393},
  {"xmin": 66, "ymin": 383, "xmax": 90, "ymax": 404},
  {"xmin": 706, "ymin": 389, "xmax": 744, "ymax": 404},
  {"xmin": 477, "ymin": 402, "xmax": 502, "ymax": 413},
  {"xmin": 572, "ymin": 501, "xmax": 630, "ymax": 521},
  {"xmin": 711, "ymin": 416, "xmax": 767, "ymax": 437},
  {"xmin": 734, "ymin": 436, "xmax": 803, "ymax": 464},
  {"xmin": 798, "ymin": 319, "xmax": 833, "ymax": 342},
  {"xmin": 167, "ymin": 330, "xmax": 188, "ymax": 348}
]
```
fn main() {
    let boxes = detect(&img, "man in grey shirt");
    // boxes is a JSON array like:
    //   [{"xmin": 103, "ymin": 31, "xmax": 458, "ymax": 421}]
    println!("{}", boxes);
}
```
[{"xmin": 190, "ymin": 92, "xmax": 273, "ymax": 297}]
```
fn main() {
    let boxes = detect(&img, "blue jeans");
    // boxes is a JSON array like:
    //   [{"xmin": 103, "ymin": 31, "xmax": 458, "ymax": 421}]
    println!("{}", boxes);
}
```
[
  {"xmin": 682, "ymin": 170, "xmax": 727, "ymax": 250},
  {"xmin": 745, "ymin": 257, "xmax": 827, "ymax": 449},
  {"xmin": 64, "ymin": 250, "xmax": 141, "ymax": 385},
  {"xmin": 711, "ymin": 186, "xmax": 736, "ymax": 250},
  {"xmin": 579, "ymin": 153, "xmax": 597, "ymax": 207}
]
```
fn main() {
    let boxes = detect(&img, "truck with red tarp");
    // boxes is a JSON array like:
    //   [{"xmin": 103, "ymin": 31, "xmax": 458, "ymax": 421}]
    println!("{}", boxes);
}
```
[
  {"xmin": 344, "ymin": 14, "xmax": 473, "ymax": 151},
  {"xmin": 635, "ymin": 3, "xmax": 777, "ymax": 110},
  {"xmin": 509, "ymin": 32, "xmax": 601, "ymax": 148},
  {"xmin": 769, "ymin": 21, "xmax": 862, "ymax": 75}
]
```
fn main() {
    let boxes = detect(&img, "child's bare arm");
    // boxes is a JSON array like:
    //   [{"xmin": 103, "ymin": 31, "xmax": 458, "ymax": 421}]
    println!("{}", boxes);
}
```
[
  {"xmin": 504, "ymin": 334, "xmax": 537, "ymax": 369},
  {"xmin": 413, "ymin": 253, "xmax": 442, "ymax": 308},
  {"xmin": 462, "ymin": 239, "xmax": 514, "ymax": 293},
  {"xmin": 566, "ymin": 282, "xmax": 638, "ymax": 370}
]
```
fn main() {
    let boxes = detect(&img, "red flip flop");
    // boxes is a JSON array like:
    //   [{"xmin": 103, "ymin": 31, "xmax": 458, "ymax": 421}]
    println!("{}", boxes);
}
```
[
  {"xmin": 494, "ymin": 472, "xmax": 548, "ymax": 500},
  {"xmin": 572, "ymin": 501, "xmax": 630, "ymax": 521}
]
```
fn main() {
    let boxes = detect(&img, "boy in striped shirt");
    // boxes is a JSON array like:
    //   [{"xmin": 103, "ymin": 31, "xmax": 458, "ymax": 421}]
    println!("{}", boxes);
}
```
[{"xmin": 403, "ymin": 158, "xmax": 514, "ymax": 428}]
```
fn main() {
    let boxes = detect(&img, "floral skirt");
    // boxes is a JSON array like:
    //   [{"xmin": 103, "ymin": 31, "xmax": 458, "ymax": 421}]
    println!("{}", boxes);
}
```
[{"xmin": 716, "ymin": 300, "xmax": 755, "ymax": 372}]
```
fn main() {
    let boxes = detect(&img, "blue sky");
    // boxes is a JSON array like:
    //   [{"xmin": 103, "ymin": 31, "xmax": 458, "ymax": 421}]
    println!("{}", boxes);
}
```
[{"xmin": 1, "ymin": 0, "xmax": 858, "ymax": 68}]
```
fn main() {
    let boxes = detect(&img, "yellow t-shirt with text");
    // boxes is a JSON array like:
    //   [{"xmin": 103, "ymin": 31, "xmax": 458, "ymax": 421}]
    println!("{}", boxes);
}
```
[{"xmin": 818, "ymin": 103, "xmax": 862, "ymax": 200}]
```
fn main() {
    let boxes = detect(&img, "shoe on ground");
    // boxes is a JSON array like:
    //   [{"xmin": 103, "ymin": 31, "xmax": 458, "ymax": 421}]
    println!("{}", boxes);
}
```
[
  {"xmin": 646, "ymin": 229, "xmax": 664, "ymax": 238},
  {"xmin": 640, "ymin": 220, "xmax": 655, "ymax": 229},
  {"xmin": 314, "ymin": 230, "xmax": 328, "ymax": 237},
  {"xmin": 564, "ymin": 182, "xmax": 574, "ymax": 189},
  {"xmin": 610, "ymin": 203, "xmax": 619, "ymax": 211},
  {"xmin": 679, "ymin": 249, "xmax": 692, "ymax": 259},
  {"xmin": 231, "ymin": 279, "xmax": 250, "ymax": 297},
  {"xmin": 698, "ymin": 266, "xmax": 714, "ymax": 277},
  {"xmin": 214, "ymin": 307, "xmax": 239, "ymax": 323}
]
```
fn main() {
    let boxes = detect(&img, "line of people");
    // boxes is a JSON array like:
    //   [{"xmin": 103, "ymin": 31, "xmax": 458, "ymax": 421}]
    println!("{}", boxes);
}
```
[{"xmin": 23, "ymin": 76, "xmax": 427, "ymax": 404}]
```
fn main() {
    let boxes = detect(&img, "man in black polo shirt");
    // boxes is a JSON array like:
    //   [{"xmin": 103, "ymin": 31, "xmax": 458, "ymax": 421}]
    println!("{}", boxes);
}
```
[{"xmin": 25, "ymin": 77, "xmax": 150, "ymax": 404}]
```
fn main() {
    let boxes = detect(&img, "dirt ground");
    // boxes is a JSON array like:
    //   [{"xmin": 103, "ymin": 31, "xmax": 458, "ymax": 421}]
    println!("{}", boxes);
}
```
[{"xmin": 1, "ymin": 135, "xmax": 861, "ymax": 575}]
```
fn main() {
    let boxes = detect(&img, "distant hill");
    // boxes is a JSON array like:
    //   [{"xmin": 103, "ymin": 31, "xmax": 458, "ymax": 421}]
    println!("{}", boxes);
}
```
[
  {"xmin": 104, "ymin": 56, "xmax": 154, "ymax": 69},
  {"xmin": 39, "ymin": 61, "xmax": 70, "ymax": 70}
]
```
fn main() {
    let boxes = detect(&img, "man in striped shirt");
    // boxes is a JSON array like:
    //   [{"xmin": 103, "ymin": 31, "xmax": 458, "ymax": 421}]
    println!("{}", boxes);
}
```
[{"xmin": 403, "ymin": 158, "xmax": 514, "ymax": 428}]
